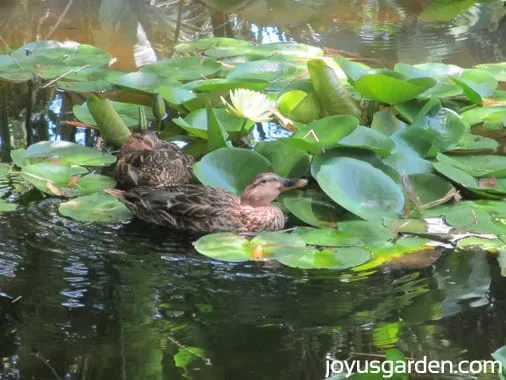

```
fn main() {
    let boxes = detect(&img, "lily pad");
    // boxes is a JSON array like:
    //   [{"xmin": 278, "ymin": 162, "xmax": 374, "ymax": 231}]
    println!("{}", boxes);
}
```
[
  {"xmin": 276, "ymin": 90, "xmax": 321, "ymax": 123},
  {"xmin": 283, "ymin": 192, "xmax": 343, "ymax": 228},
  {"xmin": 338, "ymin": 126, "xmax": 395, "ymax": 157},
  {"xmin": 58, "ymin": 193, "xmax": 133, "ymax": 223},
  {"xmin": 276, "ymin": 247, "xmax": 371, "ymax": 269},
  {"xmin": 111, "ymin": 72, "xmax": 180, "ymax": 94},
  {"xmin": 21, "ymin": 162, "xmax": 74, "ymax": 196},
  {"xmin": 173, "ymin": 107, "xmax": 250, "ymax": 139},
  {"xmin": 255, "ymin": 141, "xmax": 310, "ymax": 178},
  {"xmin": 295, "ymin": 220, "xmax": 393, "ymax": 247},
  {"xmin": 72, "ymin": 174, "xmax": 116, "ymax": 195},
  {"xmin": 193, "ymin": 147, "xmax": 272, "ymax": 195},
  {"xmin": 315, "ymin": 157, "xmax": 405, "ymax": 220},
  {"xmin": 141, "ymin": 56, "xmax": 222, "ymax": 81},
  {"xmin": 24, "ymin": 141, "xmax": 116, "ymax": 166},
  {"xmin": 0, "ymin": 40, "xmax": 110, "ymax": 82},
  {"xmin": 354, "ymin": 74, "xmax": 436, "ymax": 104},
  {"xmin": 73, "ymin": 100, "xmax": 154, "ymax": 128},
  {"xmin": 227, "ymin": 59, "xmax": 301, "ymax": 82},
  {"xmin": 0, "ymin": 199, "xmax": 17, "ymax": 212}
]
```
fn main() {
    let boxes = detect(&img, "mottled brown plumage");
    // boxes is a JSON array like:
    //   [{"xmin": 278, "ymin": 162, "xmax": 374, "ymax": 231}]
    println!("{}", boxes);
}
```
[
  {"xmin": 106, "ymin": 172, "xmax": 308, "ymax": 234},
  {"xmin": 115, "ymin": 132, "xmax": 194, "ymax": 189}
]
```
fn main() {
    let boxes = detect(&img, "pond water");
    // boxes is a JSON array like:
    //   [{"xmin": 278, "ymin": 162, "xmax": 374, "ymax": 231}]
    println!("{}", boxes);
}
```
[{"xmin": 1, "ymin": 0, "xmax": 506, "ymax": 379}]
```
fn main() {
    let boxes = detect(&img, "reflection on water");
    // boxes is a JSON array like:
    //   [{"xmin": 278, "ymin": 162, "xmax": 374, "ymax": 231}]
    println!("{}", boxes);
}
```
[{"xmin": 1, "ymin": 0, "xmax": 506, "ymax": 378}]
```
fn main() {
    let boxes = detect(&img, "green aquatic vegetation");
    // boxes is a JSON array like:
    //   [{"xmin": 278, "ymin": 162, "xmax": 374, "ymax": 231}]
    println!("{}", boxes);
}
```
[{"xmin": 4, "ymin": 37, "xmax": 506, "ymax": 268}]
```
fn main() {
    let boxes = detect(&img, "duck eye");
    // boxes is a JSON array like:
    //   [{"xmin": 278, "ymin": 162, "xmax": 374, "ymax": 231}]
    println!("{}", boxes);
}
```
[{"xmin": 260, "ymin": 179, "xmax": 267, "ymax": 184}]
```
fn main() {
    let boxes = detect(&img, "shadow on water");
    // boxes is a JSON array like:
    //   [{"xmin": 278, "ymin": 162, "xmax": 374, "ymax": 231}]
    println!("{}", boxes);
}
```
[{"xmin": 1, "ymin": 0, "xmax": 506, "ymax": 379}]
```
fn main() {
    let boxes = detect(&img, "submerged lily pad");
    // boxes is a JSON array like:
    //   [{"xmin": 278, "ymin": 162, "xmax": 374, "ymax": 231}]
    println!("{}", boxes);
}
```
[
  {"xmin": 315, "ymin": 157, "xmax": 405, "ymax": 220},
  {"xmin": 193, "ymin": 148, "xmax": 272, "ymax": 195},
  {"xmin": 59, "ymin": 193, "xmax": 133, "ymax": 223}
]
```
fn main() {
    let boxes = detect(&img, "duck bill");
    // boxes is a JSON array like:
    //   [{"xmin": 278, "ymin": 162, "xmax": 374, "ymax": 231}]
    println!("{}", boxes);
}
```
[{"xmin": 280, "ymin": 178, "xmax": 308, "ymax": 192}]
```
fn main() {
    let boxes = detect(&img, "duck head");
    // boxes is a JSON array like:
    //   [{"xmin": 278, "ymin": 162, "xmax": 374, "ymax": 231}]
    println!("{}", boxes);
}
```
[
  {"xmin": 240, "ymin": 172, "xmax": 308, "ymax": 207},
  {"xmin": 120, "ymin": 131, "xmax": 159, "ymax": 155}
]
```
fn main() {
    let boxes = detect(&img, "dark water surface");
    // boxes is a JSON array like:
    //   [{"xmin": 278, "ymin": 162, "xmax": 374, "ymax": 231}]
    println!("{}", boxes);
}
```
[{"xmin": 1, "ymin": 0, "xmax": 506, "ymax": 379}]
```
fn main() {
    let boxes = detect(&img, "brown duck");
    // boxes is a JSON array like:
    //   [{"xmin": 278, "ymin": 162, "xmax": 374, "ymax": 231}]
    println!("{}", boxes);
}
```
[
  {"xmin": 106, "ymin": 172, "xmax": 307, "ymax": 234},
  {"xmin": 115, "ymin": 131, "xmax": 194, "ymax": 189}
]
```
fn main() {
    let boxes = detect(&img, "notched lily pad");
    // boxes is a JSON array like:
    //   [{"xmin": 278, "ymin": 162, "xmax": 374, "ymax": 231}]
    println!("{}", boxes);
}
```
[{"xmin": 58, "ymin": 193, "xmax": 133, "ymax": 223}]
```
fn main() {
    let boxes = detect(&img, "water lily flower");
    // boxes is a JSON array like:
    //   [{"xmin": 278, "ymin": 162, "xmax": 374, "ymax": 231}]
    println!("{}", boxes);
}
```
[{"xmin": 220, "ymin": 89, "xmax": 275, "ymax": 123}]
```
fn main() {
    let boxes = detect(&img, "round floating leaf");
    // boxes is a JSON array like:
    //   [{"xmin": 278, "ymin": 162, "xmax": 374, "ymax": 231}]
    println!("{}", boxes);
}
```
[
  {"xmin": 453, "ymin": 133, "xmax": 498, "ymax": 152},
  {"xmin": 442, "ymin": 155, "xmax": 506, "ymax": 178},
  {"xmin": 175, "ymin": 38, "xmax": 254, "ymax": 53},
  {"xmin": 315, "ymin": 157, "xmax": 405, "ymax": 220},
  {"xmin": 255, "ymin": 141, "xmax": 310, "ymax": 178},
  {"xmin": 72, "ymin": 174, "xmax": 116, "ymax": 195},
  {"xmin": 256, "ymin": 42, "xmax": 324, "ymax": 58},
  {"xmin": 284, "ymin": 115, "xmax": 359, "ymax": 153},
  {"xmin": 384, "ymin": 152, "xmax": 433, "ymax": 175},
  {"xmin": 0, "ymin": 40, "xmax": 110, "ymax": 82},
  {"xmin": 227, "ymin": 59, "xmax": 301, "ymax": 82},
  {"xmin": 173, "ymin": 107, "xmax": 249, "ymax": 139},
  {"xmin": 461, "ymin": 106, "xmax": 506, "ymax": 126},
  {"xmin": 419, "ymin": 0, "xmax": 475, "ymax": 21},
  {"xmin": 408, "ymin": 173, "xmax": 455, "ymax": 206},
  {"xmin": 334, "ymin": 55, "xmax": 370, "ymax": 83},
  {"xmin": 451, "ymin": 69, "xmax": 498, "ymax": 104},
  {"xmin": 277, "ymin": 247, "xmax": 371, "ymax": 269},
  {"xmin": 141, "ymin": 57, "xmax": 222, "ymax": 81},
  {"xmin": 193, "ymin": 148, "xmax": 272, "ymax": 195},
  {"xmin": 59, "ymin": 193, "xmax": 133, "ymax": 223},
  {"xmin": 56, "ymin": 67, "xmax": 125, "ymax": 92},
  {"xmin": 338, "ymin": 126, "xmax": 395, "ymax": 157},
  {"xmin": 10, "ymin": 148, "xmax": 27, "ymax": 168},
  {"xmin": 25, "ymin": 141, "xmax": 116, "ymax": 166},
  {"xmin": 295, "ymin": 219, "xmax": 393, "ymax": 247},
  {"xmin": 283, "ymin": 193, "xmax": 343, "ymax": 228},
  {"xmin": 111, "ymin": 72, "xmax": 179, "ymax": 94},
  {"xmin": 475, "ymin": 62, "xmax": 506, "ymax": 82},
  {"xmin": 21, "ymin": 162, "xmax": 73, "ymax": 196},
  {"xmin": 371, "ymin": 110, "xmax": 407, "ymax": 136},
  {"xmin": 277, "ymin": 90, "xmax": 321, "ymax": 123},
  {"xmin": 0, "ymin": 199, "xmax": 17, "ymax": 212},
  {"xmin": 248, "ymin": 231, "xmax": 307, "ymax": 258},
  {"xmin": 354, "ymin": 74, "xmax": 436, "ymax": 104},
  {"xmin": 432, "ymin": 161, "xmax": 478, "ymax": 188},
  {"xmin": 74, "ymin": 100, "xmax": 154, "ymax": 128},
  {"xmin": 193, "ymin": 232, "xmax": 250, "ymax": 262},
  {"xmin": 181, "ymin": 78, "xmax": 268, "ymax": 92},
  {"xmin": 57, "ymin": 80, "xmax": 116, "ymax": 93}
]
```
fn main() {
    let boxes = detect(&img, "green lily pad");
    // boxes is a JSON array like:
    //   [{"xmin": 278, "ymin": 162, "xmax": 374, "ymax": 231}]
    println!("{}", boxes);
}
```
[
  {"xmin": 453, "ymin": 133, "xmax": 499, "ymax": 152},
  {"xmin": 283, "ymin": 115, "xmax": 359, "ymax": 153},
  {"xmin": 255, "ymin": 141, "xmax": 310, "ymax": 178},
  {"xmin": 407, "ymin": 173, "xmax": 455, "ymax": 206},
  {"xmin": 276, "ymin": 247, "xmax": 371, "ymax": 269},
  {"xmin": 58, "ymin": 193, "xmax": 133, "ymax": 223},
  {"xmin": 10, "ymin": 148, "xmax": 27, "ymax": 168},
  {"xmin": 475, "ymin": 62, "xmax": 506, "ymax": 82},
  {"xmin": 371, "ymin": 110, "xmax": 407, "ymax": 136},
  {"xmin": 227, "ymin": 59, "xmax": 302, "ymax": 82},
  {"xmin": 72, "ymin": 174, "xmax": 116, "ymax": 195},
  {"xmin": 283, "ymin": 192, "xmax": 343, "ymax": 228},
  {"xmin": 73, "ymin": 100, "xmax": 154, "ymax": 128},
  {"xmin": 334, "ymin": 55, "xmax": 370, "ymax": 83},
  {"xmin": 111, "ymin": 72, "xmax": 180, "ymax": 94},
  {"xmin": 256, "ymin": 42, "xmax": 323, "ymax": 58},
  {"xmin": 181, "ymin": 78, "xmax": 269, "ymax": 92},
  {"xmin": 193, "ymin": 147, "xmax": 272, "ymax": 195},
  {"xmin": 438, "ymin": 154, "xmax": 506, "ymax": 178},
  {"xmin": 141, "ymin": 56, "xmax": 222, "ymax": 81},
  {"xmin": 338, "ymin": 126, "xmax": 395, "ymax": 157},
  {"xmin": 193, "ymin": 231, "xmax": 306, "ymax": 262},
  {"xmin": 0, "ymin": 199, "xmax": 17, "ymax": 212},
  {"xmin": 21, "ymin": 162, "xmax": 74, "ymax": 196},
  {"xmin": 207, "ymin": 106, "xmax": 231, "ymax": 150},
  {"xmin": 0, "ymin": 40, "xmax": 110, "ymax": 82},
  {"xmin": 295, "ymin": 220, "xmax": 393, "ymax": 247},
  {"xmin": 419, "ymin": 0, "xmax": 475, "ymax": 22},
  {"xmin": 56, "ymin": 67, "xmax": 125, "ymax": 92},
  {"xmin": 461, "ymin": 106, "xmax": 506, "ymax": 126},
  {"xmin": 354, "ymin": 74, "xmax": 436, "ymax": 104},
  {"xmin": 173, "ymin": 107, "xmax": 250, "ymax": 139},
  {"xmin": 384, "ymin": 152, "xmax": 433, "ymax": 175},
  {"xmin": 24, "ymin": 141, "xmax": 116, "ymax": 166},
  {"xmin": 276, "ymin": 90, "xmax": 321, "ymax": 123},
  {"xmin": 175, "ymin": 38, "xmax": 254, "ymax": 53},
  {"xmin": 433, "ymin": 161, "xmax": 478, "ymax": 189},
  {"xmin": 315, "ymin": 157, "xmax": 405, "ymax": 220}
]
